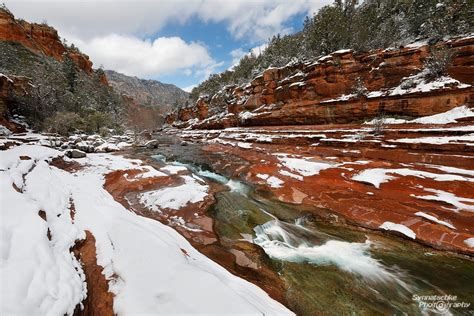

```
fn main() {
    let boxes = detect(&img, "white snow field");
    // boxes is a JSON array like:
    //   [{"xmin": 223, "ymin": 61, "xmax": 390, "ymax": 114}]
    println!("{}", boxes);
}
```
[{"xmin": 0, "ymin": 144, "xmax": 293, "ymax": 315}]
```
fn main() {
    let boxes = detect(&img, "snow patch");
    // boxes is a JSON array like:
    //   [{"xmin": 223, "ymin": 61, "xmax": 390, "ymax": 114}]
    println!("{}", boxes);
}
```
[
  {"xmin": 379, "ymin": 222, "xmax": 416, "ymax": 239},
  {"xmin": 160, "ymin": 165, "xmax": 188, "ymax": 175},
  {"xmin": 464, "ymin": 238, "xmax": 474, "ymax": 248},
  {"xmin": 414, "ymin": 212, "xmax": 455, "ymax": 229},
  {"xmin": 237, "ymin": 142, "xmax": 252, "ymax": 149},
  {"xmin": 412, "ymin": 105, "xmax": 474, "ymax": 124},
  {"xmin": 390, "ymin": 71, "xmax": 470, "ymax": 96},
  {"xmin": 279, "ymin": 169, "xmax": 304, "ymax": 181},
  {"xmin": 277, "ymin": 155, "xmax": 334, "ymax": 177},
  {"xmin": 266, "ymin": 176, "xmax": 284, "ymax": 188},
  {"xmin": 0, "ymin": 143, "xmax": 293, "ymax": 315},
  {"xmin": 256, "ymin": 173, "xmax": 284, "ymax": 188},
  {"xmin": 389, "ymin": 134, "xmax": 474, "ymax": 145},
  {"xmin": 412, "ymin": 188, "xmax": 474, "ymax": 212},
  {"xmin": 139, "ymin": 175, "xmax": 209, "ymax": 211},
  {"xmin": 352, "ymin": 168, "xmax": 473, "ymax": 189}
]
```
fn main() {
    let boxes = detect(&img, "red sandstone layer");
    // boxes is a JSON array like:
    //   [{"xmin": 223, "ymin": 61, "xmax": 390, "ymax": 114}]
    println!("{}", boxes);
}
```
[
  {"xmin": 168, "ymin": 36, "xmax": 473, "ymax": 129},
  {"xmin": 0, "ymin": 8, "xmax": 93, "ymax": 74},
  {"xmin": 176, "ymin": 120, "xmax": 474, "ymax": 255}
]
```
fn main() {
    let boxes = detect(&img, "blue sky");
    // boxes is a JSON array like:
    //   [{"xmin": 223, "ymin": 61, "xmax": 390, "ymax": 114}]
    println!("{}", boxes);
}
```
[
  {"xmin": 153, "ymin": 17, "xmax": 242, "ymax": 90},
  {"xmin": 154, "ymin": 12, "xmax": 310, "ymax": 90},
  {"xmin": 5, "ymin": 0, "xmax": 331, "ymax": 91}
]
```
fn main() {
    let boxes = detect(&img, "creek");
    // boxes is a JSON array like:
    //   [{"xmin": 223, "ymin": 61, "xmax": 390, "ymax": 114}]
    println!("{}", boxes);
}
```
[{"xmin": 136, "ymin": 133, "xmax": 474, "ymax": 315}]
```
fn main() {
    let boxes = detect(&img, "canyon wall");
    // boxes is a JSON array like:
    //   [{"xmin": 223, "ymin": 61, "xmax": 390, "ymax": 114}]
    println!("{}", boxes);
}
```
[
  {"xmin": 0, "ymin": 74, "xmax": 28, "ymax": 132},
  {"xmin": 0, "ymin": 8, "xmax": 93, "ymax": 74},
  {"xmin": 0, "ymin": 7, "xmax": 131, "ymax": 131},
  {"xmin": 170, "ymin": 36, "xmax": 473, "ymax": 129}
]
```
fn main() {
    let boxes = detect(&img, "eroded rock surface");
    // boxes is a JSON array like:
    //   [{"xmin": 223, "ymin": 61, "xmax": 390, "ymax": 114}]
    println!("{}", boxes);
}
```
[
  {"xmin": 168, "ymin": 36, "xmax": 473, "ymax": 129},
  {"xmin": 102, "ymin": 154, "xmax": 289, "ymax": 305},
  {"xmin": 176, "ymin": 114, "xmax": 474, "ymax": 255}
]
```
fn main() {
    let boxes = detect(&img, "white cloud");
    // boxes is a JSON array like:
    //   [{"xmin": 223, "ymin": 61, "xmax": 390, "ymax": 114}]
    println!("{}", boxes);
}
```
[
  {"xmin": 195, "ymin": 61, "xmax": 225, "ymax": 80},
  {"xmin": 67, "ymin": 34, "xmax": 218, "ymax": 78},
  {"xmin": 229, "ymin": 43, "xmax": 268, "ymax": 69},
  {"xmin": 198, "ymin": 0, "xmax": 330, "ymax": 42},
  {"xmin": 230, "ymin": 48, "xmax": 247, "ymax": 66},
  {"xmin": 4, "ymin": 0, "xmax": 331, "ymax": 81},
  {"xmin": 250, "ymin": 43, "xmax": 268, "ymax": 56},
  {"xmin": 5, "ymin": 0, "xmax": 331, "ymax": 43},
  {"xmin": 182, "ymin": 85, "xmax": 196, "ymax": 93}
]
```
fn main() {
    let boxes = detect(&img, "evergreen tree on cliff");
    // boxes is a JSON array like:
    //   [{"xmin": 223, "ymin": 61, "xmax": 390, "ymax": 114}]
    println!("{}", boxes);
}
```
[
  {"xmin": 189, "ymin": 0, "xmax": 473, "ymax": 102},
  {"xmin": 63, "ymin": 55, "xmax": 77, "ymax": 93}
]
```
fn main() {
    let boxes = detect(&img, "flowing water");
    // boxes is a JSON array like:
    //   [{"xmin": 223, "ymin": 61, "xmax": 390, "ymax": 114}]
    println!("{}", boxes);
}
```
[{"xmin": 137, "ymin": 134, "xmax": 474, "ymax": 315}]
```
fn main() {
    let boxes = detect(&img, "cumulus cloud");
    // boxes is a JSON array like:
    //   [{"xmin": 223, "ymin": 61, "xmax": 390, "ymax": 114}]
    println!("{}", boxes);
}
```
[
  {"xmin": 229, "ymin": 43, "xmax": 268, "ymax": 69},
  {"xmin": 5, "ymin": 0, "xmax": 331, "ymax": 42},
  {"xmin": 230, "ymin": 48, "xmax": 247, "ymax": 66},
  {"xmin": 250, "ymin": 43, "xmax": 268, "ymax": 56},
  {"xmin": 182, "ymin": 85, "xmax": 197, "ymax": 93},
  {"xmin": 4, "ymin": 0, "xmax": 331, "ymax": 81},
  {"xmin": 67, "ymin": 33, "xmax": 217, "ymax": 78}
]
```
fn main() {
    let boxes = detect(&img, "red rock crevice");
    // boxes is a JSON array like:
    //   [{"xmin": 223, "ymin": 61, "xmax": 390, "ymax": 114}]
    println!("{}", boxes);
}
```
[{"xmin": 72, "ymin": 230, "xmax": 114, "ymax": 316}]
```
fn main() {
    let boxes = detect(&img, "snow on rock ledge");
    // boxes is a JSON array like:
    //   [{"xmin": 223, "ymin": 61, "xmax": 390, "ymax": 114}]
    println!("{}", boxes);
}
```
[
  {"xmin": 365, "ymin": 105, "xmax": 474, "ymax": 125},
  {"xmin": 0, "ymin": 144, "xmax": 293, "ymax": 316},
  {"xmin": 138, "ymin": 175, "xmax": 209, "ymax": 211},
  {"xmin": 379, "ymin": 222, "xmax": 416, "ymax": 239}
]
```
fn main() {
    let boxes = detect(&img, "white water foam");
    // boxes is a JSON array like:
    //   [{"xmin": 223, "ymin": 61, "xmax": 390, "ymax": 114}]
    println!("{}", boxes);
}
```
[
  {"xmin": 196, "ymin": 169, "xmax": 228, "ymax": 184},
  {"xmin": 253, "ymin": 220, "xmax": 410, "ymax": 287},
  {"xmin": 193, "ymin": 166, "xmax": 249, "ymax": 195}
]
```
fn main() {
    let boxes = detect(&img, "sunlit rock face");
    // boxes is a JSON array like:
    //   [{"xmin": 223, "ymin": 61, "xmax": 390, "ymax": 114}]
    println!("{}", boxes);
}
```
[
  {"xmin": 175, "ymin": 103, "xmax": 474, "ymax": 256},
  {"xmin": 168, "ymin": 36, "xmax": 473, "ymax": 129},
  {"xmin": 0, "ymin": 8, "xmax": 93, "ymax": 73}
]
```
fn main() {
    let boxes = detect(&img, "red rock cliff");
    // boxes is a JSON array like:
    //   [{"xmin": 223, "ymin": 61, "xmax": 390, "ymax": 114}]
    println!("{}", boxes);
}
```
[
  {"xmin": 170, "ymin": 36, "xmax": 473, "ymax": 128},
  {"xmin": 0, "ymin": 8, "xmax": 93, "ymax": 74},
  {"xmin": 0, "ymin": 74, "xmax": 28, "ymax": 132}
]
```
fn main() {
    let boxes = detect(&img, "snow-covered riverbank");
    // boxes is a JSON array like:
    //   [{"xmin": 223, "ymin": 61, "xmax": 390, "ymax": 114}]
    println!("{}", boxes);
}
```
[{"xmin": 0, "ymin": 139, "xmax": 293, "ymax": 315}]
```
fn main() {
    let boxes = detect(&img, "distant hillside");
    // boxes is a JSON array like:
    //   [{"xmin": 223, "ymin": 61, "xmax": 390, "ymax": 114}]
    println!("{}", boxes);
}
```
[{"xmin": 105, "ymin": 70, "xmax": 188, "ymax": 111}]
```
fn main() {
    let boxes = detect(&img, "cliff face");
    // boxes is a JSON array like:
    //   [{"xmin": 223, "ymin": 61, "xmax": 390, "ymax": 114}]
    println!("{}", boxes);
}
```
[
  {"xmin": 171, "ymin": 36, "xmax": 473, "ymax": 129},
  {"xmin": 0, "ymin": 8, "xmax": 126, "ymax": 131},
  {"xmin": 166, "ymin": 36, "xmax": 474, "ymax": 258},
  {"xmin": 0, "ymin": 73, "xmax": 28, "ymax": 132},
  {"xmin": 105, "ymin": 70, "xmax": 188, "ymax": 112},
  {"xmin": 0, "ymin": 8, "xmax": 92, "ymax": 74}
]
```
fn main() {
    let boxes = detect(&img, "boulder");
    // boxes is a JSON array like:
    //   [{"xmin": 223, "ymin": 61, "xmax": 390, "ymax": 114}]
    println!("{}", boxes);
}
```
[
  {"xmin": 65, "ymin": 149, "xmax": 86, "ymax": 159},
  {"xmin": 93, "ymin": 140, "xmax": 104, "ymax": 147},
  {"xmin": 75, "ymin": 142, "xmax": 95, "ymax": 153},
  {"xmin": 0, "ymin": 124, "xmax": 11, "ymax": 136},
  {"xmin": 145, "ymin": 139, "xmax": 159, "ymax": 149}
]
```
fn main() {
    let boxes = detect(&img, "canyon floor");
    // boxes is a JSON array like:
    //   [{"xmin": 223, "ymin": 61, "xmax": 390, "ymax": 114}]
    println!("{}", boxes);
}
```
[{"xmin": 1, "ymin": 106, "xmax": 474, "ymax": 316}]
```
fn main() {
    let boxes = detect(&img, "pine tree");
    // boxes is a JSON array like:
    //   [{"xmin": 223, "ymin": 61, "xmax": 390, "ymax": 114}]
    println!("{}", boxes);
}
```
[{"xmin": 63, "ymin": 54, "xmax": 77, "ymax": 93}]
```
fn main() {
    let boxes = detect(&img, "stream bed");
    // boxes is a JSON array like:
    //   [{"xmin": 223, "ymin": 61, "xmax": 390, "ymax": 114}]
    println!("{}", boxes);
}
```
[{"xmin": 135, "ymin": 134, "xmax": 474, "ymax": 315}]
